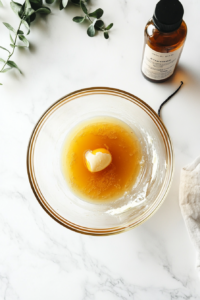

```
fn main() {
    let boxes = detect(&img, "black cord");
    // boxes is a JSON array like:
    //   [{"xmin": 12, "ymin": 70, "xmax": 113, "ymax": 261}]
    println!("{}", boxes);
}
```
[{"xmin": 158, "ymin": 81, "xmax": 184, "ymax": 117}]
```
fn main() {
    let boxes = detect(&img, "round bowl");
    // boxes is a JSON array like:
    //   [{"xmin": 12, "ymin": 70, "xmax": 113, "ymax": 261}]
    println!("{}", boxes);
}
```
[{"xmin": 27, "ymin": 87, "xmax": 173, "ymax": 235}]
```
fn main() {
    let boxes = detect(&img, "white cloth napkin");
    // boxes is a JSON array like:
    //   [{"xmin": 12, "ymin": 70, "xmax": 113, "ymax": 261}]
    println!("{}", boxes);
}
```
[{"xmin": 179, "ymin": 156, "xmax": 200, "ymax": 279}]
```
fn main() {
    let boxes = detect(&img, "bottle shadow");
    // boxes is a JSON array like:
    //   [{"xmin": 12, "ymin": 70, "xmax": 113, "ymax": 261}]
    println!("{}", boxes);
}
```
[{"xmin": 165, "ymin": 64, "xmax": 199, "ymax": 88}]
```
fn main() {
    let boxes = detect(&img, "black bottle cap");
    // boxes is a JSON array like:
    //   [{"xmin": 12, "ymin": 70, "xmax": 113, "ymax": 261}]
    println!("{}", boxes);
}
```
[{"xmin": 153, "ymin": 0, "xmax": 184, "ymax": 33}]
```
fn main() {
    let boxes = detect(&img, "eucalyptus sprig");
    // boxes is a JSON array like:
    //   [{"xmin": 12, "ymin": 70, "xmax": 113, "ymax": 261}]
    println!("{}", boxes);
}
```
[
  {"xmin": 47, "ymin": 0, "xmax": 114, "ymax": 38},
  {"xmin": 0, "ymin": 0, "xmax": 51, "ymax": 85},
  {"xmin": 73, "ymin": 0, "xmax": 113, "ymax": 38},
  {"xmin": 0, "ymin": 0, "xmax": 113, "ymax": 85}
]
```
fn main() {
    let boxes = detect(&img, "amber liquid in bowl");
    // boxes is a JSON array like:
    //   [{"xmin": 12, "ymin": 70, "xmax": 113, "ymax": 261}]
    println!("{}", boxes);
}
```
[{"xmin": 62, "ymin": 117, "xmax": 142, "ymax": 203}]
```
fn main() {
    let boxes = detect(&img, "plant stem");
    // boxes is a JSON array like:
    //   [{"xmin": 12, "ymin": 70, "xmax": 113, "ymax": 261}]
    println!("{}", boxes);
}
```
[
  {"xmin": 0, "ymin": 19, "xmax": 23, "ymax": 73},
  {"xmin": 86, "ymin": 14, "xmax": 92, "ymax": 23}
]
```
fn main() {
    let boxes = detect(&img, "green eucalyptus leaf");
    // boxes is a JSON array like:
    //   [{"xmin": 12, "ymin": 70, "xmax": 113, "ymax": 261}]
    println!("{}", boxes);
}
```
[
  {"xmin": 25, "ymin": 0, "xmax": 31, "ymax": 12},
  {"xmin": 17, "ymin": 29, "xmax": 24, "ymax": 35},
  {"xmin": 87, "ymin": 24, "xmax": 95, "ymax": 37},
  {"xmin": 88, "ymin": 8, "xmax": 103, "ymax": 19},
  {"xmin": 1, "ymin": 68, "xmax": 12, "ymax": 73},
  {"xmin": 104, "ymin": 31, "xmax": 109, "ymax": 39},
  {"xmin": 29, "ymin": 1, "xmax": 42, "ymax": 10},
  {"xmin": 29, "ymin": 13, "xmax": 36, "ymax": 22},
  {"xmin": 59, "ymin": 0, "xmax": 63, "ymax": 10},
  {"xmin": 10, "ymin": 44, "xmax": 27, "ymax": 48},
  {"xmin": 80, "ymin": 1, "xmax": 87, "ymax": 14},
  {"xmin": 18, "ymin": 5, "xmax": 25, "ymax": 19},
  {"xmin": 18, "ymin": 34, "xmax": 29, "ymax": 47},
  {"xmin": 71, "ymin": 0, "xmax": 87, "ymax": 5},
  {"xmin": 30, "ymin": 0, "xmax": 42, "ymax": 4},
  {"xmin": 25, "ymin": 12, "xmax": 36, "ymax": 24},
  {"xmin": 0, "ymin": 83, "xmax": 2, "ymax": 85},
  {"xmin": 24, "ymin": 0, "xmax": 31, "ymax": 15},
  {"xmin": 0, "ymin": 58, "xmax": 5, "ymax": 63},
  {"xmin": 0, "ymin": 46, "xmax": 10, "ymax": 53},
  {"xmin": 3, "ymin": 22, "xmax": 16, "ymax": 34},
  {"xmin": 94, "ymin": 19, "xmax": 104, "ymax": 30},
  {"xmin": 46, "ymin": 0, "xmax": 55, "ymax": 3},
  {"xmin": 10, "ymin": 33, "xmax": 14, "ymax": 44},
  {"xmin": 36, "ymin": 7, "xmax": 51, "ymax": 14},
  {"xmin": 105, "ymin": 23, "xmax": 113, "ymax": 30},
  {"xmin": 22, "ymin": 20, "xmax": 30, "ymax": 34},
  {"xmin": 73, "ymin": 16, "xmax": 85, "ymax": 23},
  {"xmin": 25, "ymin": 18, "xmax": 30, "ymax": 26},
  {"xmin": 7, "ymin": 60, "xmax": 22, "ymax": 74},
  {"xmin": 62, "ymin": 0, "xmax": 68, "ymax": 8},
  {"xmin": 0, "ymin": 0, "xmax": 3, "ymax": 7},
  {"xmin": 10, "ymin": 1, "xmax": 22, "ymax": 14},
  {"xmin": 25, "ymin": 7, "xmax": 35, "ymax": 17},
  {"xmin": 71, "ymin": 0, "xmax": 80, "ymax": 5}
]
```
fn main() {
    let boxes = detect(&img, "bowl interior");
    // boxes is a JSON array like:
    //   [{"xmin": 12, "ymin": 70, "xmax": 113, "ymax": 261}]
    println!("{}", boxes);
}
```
[{"xmin": 27, "ymin": 88, "xmax": 173, "ymax": 235}]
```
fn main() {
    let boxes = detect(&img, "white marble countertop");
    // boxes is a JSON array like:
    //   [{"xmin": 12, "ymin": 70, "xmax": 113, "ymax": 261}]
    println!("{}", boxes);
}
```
[{"xmin": 1, "ymin": 0, "xmax": 200, "ymax": 299}]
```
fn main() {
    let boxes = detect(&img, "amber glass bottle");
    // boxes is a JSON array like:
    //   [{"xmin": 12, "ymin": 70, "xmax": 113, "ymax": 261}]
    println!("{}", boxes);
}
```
[{"xmin": 141, "ymin": 0, "xmax": 187, "ymax": 83}]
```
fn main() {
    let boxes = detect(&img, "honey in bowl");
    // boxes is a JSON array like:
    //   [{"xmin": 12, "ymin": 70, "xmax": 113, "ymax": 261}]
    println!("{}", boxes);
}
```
[{"xmin": 61, "ymin": 117, "xmax": 143, "ymax": 203}]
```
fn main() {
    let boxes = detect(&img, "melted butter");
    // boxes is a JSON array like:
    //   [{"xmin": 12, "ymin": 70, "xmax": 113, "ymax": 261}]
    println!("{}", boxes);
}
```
[{"xmin": 61, "ymin": 117, "xmax": 143, "ymax": 203}]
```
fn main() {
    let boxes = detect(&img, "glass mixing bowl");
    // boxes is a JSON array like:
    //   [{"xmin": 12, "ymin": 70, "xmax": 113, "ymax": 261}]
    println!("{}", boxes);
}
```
[{"xmin": 27, "ymin": 87, "xmax": 173, "ymax": 235}]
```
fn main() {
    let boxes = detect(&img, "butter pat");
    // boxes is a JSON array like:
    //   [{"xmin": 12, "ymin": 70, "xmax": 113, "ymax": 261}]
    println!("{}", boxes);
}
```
[{"xmin": 85, "ymin": 148, "xmax": 112, "ymax": 172}]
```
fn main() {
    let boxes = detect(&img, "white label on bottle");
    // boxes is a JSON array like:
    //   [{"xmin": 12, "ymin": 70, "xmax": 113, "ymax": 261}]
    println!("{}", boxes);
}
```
[{"xmin": 142, "ymin": 44, "xmax": 182, "ymax": 80}]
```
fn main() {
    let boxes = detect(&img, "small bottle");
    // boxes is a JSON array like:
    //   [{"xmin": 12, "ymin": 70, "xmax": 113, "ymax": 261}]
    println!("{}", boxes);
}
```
[{"xmin": 141, "ymin": 0, "xmax": 187, "ymax": 83}]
